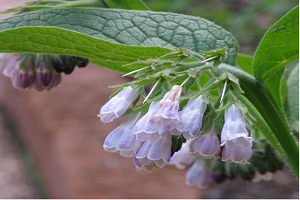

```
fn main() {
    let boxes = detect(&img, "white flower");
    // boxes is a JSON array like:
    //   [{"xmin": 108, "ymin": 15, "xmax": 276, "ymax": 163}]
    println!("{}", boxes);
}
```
[
  {"xmin": 103, "ymin": 113, "xmax": 142, "ymax": 157},
  {"xmin": 169, "ymin": 139, "xmax": 195, "ymax": 169},
  {"xmin": 133, "ymin": 85, "xmax": 182, "ymax": 143},
  {"xmin": 134, "ymin": 132, "xmax": 172, "ymax": 170},
  {"xmin": 171, "ymin": 95, "xmax": 207, "ymax": 139},
  {"xmin": 185, "ymin": 159, "xmax": 211, "ymax": 189},
  {"xmin": 189, "ymin": 125, "xmax": 221, "ymax": 159},
  {"xmin": 220, "ymin": 104, "xmax": 253, "ymax": 164},
  {"xmin": 98, "ymin": 87, "xmax": 139, "ymax": 124}
]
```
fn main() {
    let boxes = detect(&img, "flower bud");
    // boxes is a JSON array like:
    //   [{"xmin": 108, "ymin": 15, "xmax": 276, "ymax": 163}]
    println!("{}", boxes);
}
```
[
  {"xmin": 172, "ymin": 95, "xmax": 207, "ymax": 139},
  {"xmin": 186, "ymin": 159, "xmax": 211, "ymax": 189},
  {"xmin": 36, "ymin": 61, "xmax": 53, "ymax": 86},
  {"xmin": 189, "ymin": 125, "xmax": 221, "ymax": 159},
  {"xmin": 98, "ymin": 87, "xmax": 139, "ymax": 124},
  {"xmin": 221, "ymin": 104, "xmax": 253, "ymax": 164},
  {"xmin": 169, "ymin": 139, "xmax": 195, "ymax": 169},
  {"xmin": 11, "ymin": 62, "xmax": 35, "ymax": 89}
]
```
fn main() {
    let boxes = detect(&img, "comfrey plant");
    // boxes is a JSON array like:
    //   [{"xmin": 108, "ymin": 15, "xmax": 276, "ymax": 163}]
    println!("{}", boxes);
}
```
[{"xmin": 0, "ymin": 0, "xmax": 298, "ymax": 190}]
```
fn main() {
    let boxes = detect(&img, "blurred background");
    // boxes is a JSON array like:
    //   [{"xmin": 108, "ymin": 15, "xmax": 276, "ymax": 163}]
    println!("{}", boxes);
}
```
[{"xmin": 0, "ymin": 0, "xmax": 298, "ymax": 198}]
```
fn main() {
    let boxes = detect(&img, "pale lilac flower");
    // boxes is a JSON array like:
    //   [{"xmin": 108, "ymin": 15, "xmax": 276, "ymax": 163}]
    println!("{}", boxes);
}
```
[
  {"xmin": 171, "ymin": 95, "xmax": 207, "ymax": 139},
  {"xmin": 221, "ymin": 104, "xmax": 253, "ymax": 164},
  {"xmin": 189, "ymin": 125, "xmax": 221, "ymax": 159},
  {"xmin": 103, "ymin": 113, "xmax": 142, "ymax": 157},
  {"xmin": 0, "ymin": 53, "xmax": 13, "ymax": 73},
  {"xmin": 134, "ymin": 132, "xmax": 172, "ymax": 170},
  {"xmin": 134, "ymin": 85, "xmax": 182, "ymax": 143},
  {"xmin": 186, "ymin": 158, "xmax": 212, "ymax": 189},
  {"xmin": 169, "ymin": 139, "xmax": 195, "ymax": 169},
  {"xmin": 98, "ymin": 87, "xmax": 139, "ymax": 124}
]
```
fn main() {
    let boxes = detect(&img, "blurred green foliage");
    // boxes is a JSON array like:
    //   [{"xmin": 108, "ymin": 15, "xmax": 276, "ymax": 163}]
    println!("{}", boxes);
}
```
[{"xmin": 144, "ymin": 0, "xmax": 298, "ymax": 54}]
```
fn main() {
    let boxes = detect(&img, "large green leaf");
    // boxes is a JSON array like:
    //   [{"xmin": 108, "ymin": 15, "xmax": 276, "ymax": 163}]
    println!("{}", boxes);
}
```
[
  {"xmin": 103, "ymin": 0, "xmax": 149, "ymax": 10},
  {"xmin": 237, "ymin": 53, "xmax": 253, "ymax": 75},
  {"xmin": 0, "ymin": 8, "xmax": 239, "ymax": 65},
  {"xmin": 286, "ymin": 63, "xmax": 299, "ymax": 134},
  {"xmin": 0, "ymin": 26, "xmax": 170, "ymax": 73},
  {"xmin": 253, "ymin": 6, "xmax": 299, "ymax": 110}
]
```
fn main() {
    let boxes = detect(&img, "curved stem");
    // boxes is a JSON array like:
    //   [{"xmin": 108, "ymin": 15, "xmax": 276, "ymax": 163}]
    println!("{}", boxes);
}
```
[{"xmin": 218, "ymin": 64, "xmax": 299, "ymax": 178}]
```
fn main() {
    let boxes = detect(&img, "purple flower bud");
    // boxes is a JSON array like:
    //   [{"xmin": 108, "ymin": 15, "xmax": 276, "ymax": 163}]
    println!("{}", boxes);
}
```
[
  {"xmin": 11, "ymin": 62, "xmax": 35, "ymax": 89},
  {"xmin": 134, "ymin": 85, "xmax": 182, "ymax": 143},
  {"xmin": 36, "ymin": 61, "xmax": 53, "ymax": 86},
  {"xmin": 171, "ymin": 95, "xmax": 207, "ymax": 139},
  {"xmin": 46, "ymin": 71, "xmax": 62, "ymax": 91},
  {"xmin": 220, "ymin": 104, "xmax": 253, "ymax": 164},
  {"xmin": 189, "ymin": 125, "xmax": 221, "ymax": 159},
  {"xmin": 135, "ymin": 132, "xmax": 172, "ymax": 170},
  {"xmin": 98, "ymin": 87, "xmax": 139, "ymax": 124},
  {"xmin": 103, "ymin": 113, "xmax": 142, "ymax": 157},
  {"xmin": 186, "ymin": 159, "xmax": 212, "ymax": 189},
  {"xmin": 169, "ymin": 139, "xmax": 195, "ymax": 169}
]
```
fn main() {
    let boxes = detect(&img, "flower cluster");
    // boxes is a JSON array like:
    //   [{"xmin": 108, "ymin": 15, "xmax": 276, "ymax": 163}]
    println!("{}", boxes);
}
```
[
  {"xmin": 99, "ymin": 82, "xmax": 257, "ymax": 188},
  {"xmin": 0, "ymin": 53, "xmax": 89, "ymax": 91}
]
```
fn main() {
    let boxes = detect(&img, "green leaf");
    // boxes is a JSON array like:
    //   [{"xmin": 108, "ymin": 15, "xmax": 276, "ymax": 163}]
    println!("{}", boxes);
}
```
[
  {"xmin": 103, "ymin": 0, "xmax": 149, "ymax": 10},
  {"xmin": 0, "ymin": 8, "xmax": 239, "ymax": 66},
  {"xmin": 0, "ymin": 26, "xmax": 171, "ymax": 71},
  {"xmin": 253, "ymin": 6, "xmax": 299, "ymax": 111},
  {"xmin": 286, "ymin": 63, "xmax": 299, "ymax": 133},
  {"xmin": 236, "ymin": 53, "xmax": 253, "ymax": 75}
]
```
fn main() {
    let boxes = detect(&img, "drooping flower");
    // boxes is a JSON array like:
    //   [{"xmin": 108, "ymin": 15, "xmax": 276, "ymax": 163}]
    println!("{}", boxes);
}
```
[
  {"xmin": 98, "ymin": 86, "xmax": 139, "ymax": 124},
  {"xmin": 134, "ymin": 132, "xmax": 172, "ymax": 170},
  {"xmin": 186, "ymin": 158, "xmax": 212, "ymax": 189},
  {"xmin": 103, "ymin": 113, "xmax": 142, "ymax": 157},
  {"xmin": 169, "ymin": 139, "xmax": 195, "ymax": 169},
  {"xmin": 171, "ymin": 95, "xmax": 207, "ymax": 139},
  {"xmin": 133, "ymin": 85, "xmax": 182, "ymax": 143},
  {"xmin": 220, "ymin": 104, "xmax": 253, "ymax": 164},
  {"xmin": 189, "ymin": 125, "xmax": 221, "ymax": 159}
]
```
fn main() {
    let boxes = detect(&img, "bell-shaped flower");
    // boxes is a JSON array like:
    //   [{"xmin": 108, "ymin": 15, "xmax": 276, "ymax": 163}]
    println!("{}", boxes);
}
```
[
  {"xmin": 220, "ymin": 104, "xmax": 253, "ymax": 164},
  {"xmin": 186, "ymin": 158, "xmax": 212, "ymax": 189},
  {"xmin": 98, "ymin": 87, "xmax": 139, "ymax": 124},
  {"xmin": 171, "ymin": 95, "xmax": 207, "ymax": 139},
  {"xmin": 2, "ymin": 54, "xmax": 19, "ymax": 78},
  {"xmin": 133, "ymin": 85, "xmax": 182, "ymax": 143},
  {"xmin": 103, "ymin": 113, "xmax": 142, "ymax": 157},
  {"xmin": 189, "ymin": 125, "xmax": 221, "ymax": 159},
  {"xmin": 135, "ymin": 132, "xmax": 172, "ymax": 170},
  {"xmin": 169, "ymin": 139, "xmax": 195, "ymax": 169},
  {"xmin": 0, "ymin": 53, "xmax": 14, "ymax": 73},
  {"xmin": 222, "ymin": 139, "xmax": 253, "ymax": 164}
]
